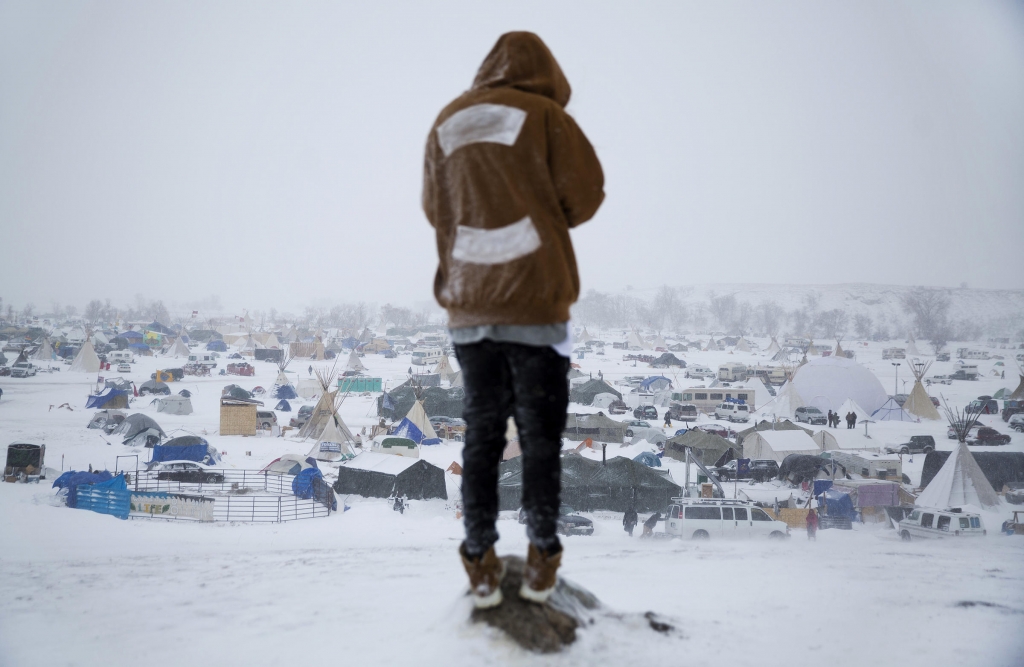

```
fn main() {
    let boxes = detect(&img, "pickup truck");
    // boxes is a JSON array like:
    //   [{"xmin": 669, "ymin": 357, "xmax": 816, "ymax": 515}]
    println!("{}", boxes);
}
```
[{"xmin": 885, "ymin": 435, "xmax": 935, "ymax": 455}]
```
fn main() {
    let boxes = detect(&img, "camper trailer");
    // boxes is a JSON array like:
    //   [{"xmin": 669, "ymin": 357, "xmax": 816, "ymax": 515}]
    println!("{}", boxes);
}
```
[
  {"xmin": 107, "ymin": 350, "xmax": 135, "ymax": 364},
  {"xmin": 746, "ymin": 365, "xmax": 787, "ymax": 385},
  {"xmin": 718, "ymin": 363, "xmax": 748, "ymax": 382},
  {"xmin": 411, "ymin": 348, "xmax": 443, "ymax": 366},
  {"xmin": 956, "ymin": 348, "xmax": 990, "ymax": 360},
  {"xmin": 882, "ymin": 348, "xmax": 907, "ymax": 360},
  {"xmin": 187, "ymin": 352, "xmax": 218, "ymax": 368},
  {"xmin": 950, "ymin": 364, "xmax": 980, "ymax": 381},
  {"xmin": 674, "ymin": 387, "xmax": 756, "ymax": 414}
]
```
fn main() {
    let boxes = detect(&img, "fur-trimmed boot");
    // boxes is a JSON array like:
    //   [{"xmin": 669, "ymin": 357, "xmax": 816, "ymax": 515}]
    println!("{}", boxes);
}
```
[
  {"xmin": 460, "ymin": 542, "xmax": 505, "ymax": 609},
  {"xmin": 519, "ymin": 543, "xmax": 562, "ymax": 603}
]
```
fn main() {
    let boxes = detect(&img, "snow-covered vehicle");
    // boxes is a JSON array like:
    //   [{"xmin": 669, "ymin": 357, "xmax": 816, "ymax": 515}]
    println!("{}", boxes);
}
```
[
  {"xmin": 899, "ymin": 507, "xmax": 985, "ymax": 541},
  {"xmin": 11, "ymin": 362, "xmax": 36, "ymax": 378},
  {"xmin": 1009, "ymin": 414, "xmax": 1024, "ymax": 433},
  {"xmin": 685, "ymin": 365, "xmax": 715, "ymax": 379},
  {"xmin": 664, "ymin": 498, "xmax": 789, "ymax": 540},
  {"xmin": 117, "ymin": 362, "xmax": 131, "ymax": 373},
  {"xmin": 146, "ymin": 460, "xmax": 224, "ymax": 483},
  {"xmin": 794, "ymin": 406, "xmax": 827, "ymax": 425},
  {"xmin": 714, "ymin": 401, "xmax": 750, "ymax": 423}
]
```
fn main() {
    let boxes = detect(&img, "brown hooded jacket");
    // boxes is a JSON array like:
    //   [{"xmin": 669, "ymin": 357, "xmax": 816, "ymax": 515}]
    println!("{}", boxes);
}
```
[{"xmin": 422, "ymin": 32, "xmax": 605, "ymax": 328}]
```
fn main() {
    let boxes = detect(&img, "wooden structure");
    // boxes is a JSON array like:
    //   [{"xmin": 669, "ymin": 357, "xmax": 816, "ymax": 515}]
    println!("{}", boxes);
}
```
[{"xmin": 220, "ymin": 397, "xmax": 259, "ymax": 436}]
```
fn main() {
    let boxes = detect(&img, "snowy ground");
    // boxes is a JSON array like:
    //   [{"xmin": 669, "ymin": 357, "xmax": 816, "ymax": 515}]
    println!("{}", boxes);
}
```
[{"xmin": 2, "ymin": 336, "xmax": 1023, "ymax": 665}]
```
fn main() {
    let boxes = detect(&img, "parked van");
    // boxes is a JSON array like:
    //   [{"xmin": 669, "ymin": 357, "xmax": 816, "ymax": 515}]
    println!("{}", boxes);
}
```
[
  {"xmin": 956, "ymin": 348, "xmax": 990, "ymax": 360},
  {"xmin": 108, "ymin": 350, "xmax": 135, "ymax": 364},
  {"xmin": 714, "ymin": 401, "xmax": 750, "ymax": 423},
  {"xmin": 187, "ymin": 353, "xmax": 218, "ymax": 368},
  {"xmin": 898, "ymin": 507, "xmax": 985, "ymax": 541},
  {"xmin": 685, "ymin": 365, "xmax": 714, "ymax": 380},
  {"xmin": 411, "ymin": 348, "xmax": 443, "ymax": 366},
  {"xmin": 664, "ymin": 498, "xmax": 789, "ymax": 540},
  {"xmin": 667, "ymin": 402, "xmax": 699, "ymax": 422},
  {"xmin": 718, "ymin": 363, "xmax": 748, "ymax": 382}
]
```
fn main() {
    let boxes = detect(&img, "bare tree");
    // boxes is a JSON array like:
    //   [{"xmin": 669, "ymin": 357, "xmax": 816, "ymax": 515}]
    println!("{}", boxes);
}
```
[
  {"xmin": 816, "ymin": 309, "xmax": 849, "ymax": 339},
  {"xmin": 789, "ymin": 309, "xmax": 811, "ymax": 337},
  {"xmin": 902, "ymin": 287, "xmax": 951, "ymax": 341},
  {"xmin": 708, "ymin": 293, "xmax": 737, "ymax": 330},
  {"xmin": 756, "ymin": 301, "xmax": 784, "ymax": 338},
  {"xmin": 854, "ymin": 313, "xmax": 872, "ymax": 340}
]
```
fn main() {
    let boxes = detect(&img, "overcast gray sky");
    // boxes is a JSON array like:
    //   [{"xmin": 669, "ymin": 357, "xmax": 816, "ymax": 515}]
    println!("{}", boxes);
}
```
[{"xmin": 2, "ymin": 0, "xmax": 1022, "ymax": 315}]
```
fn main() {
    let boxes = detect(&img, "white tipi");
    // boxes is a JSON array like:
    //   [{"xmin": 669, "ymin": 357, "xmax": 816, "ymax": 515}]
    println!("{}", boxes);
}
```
[
  {"xmin": 32, "ymin": 337, "xmax": 55, "ymax": 361},
  {"xmin": 167, "ymin": 337, "xmax": 190, "ymax": 358},
  {"xmin": 735, "ymin": 337, "xmax": 751, "ymax": 353},
  {"xmin": 704, "ymin": 335, "xmax": 717, "ymax": 352},
  {"xmin": 308, "ymin": 410, "xmax": 357, "ymax": 462},
  {"xmin": 433, "ymin": 355, "xmax": 458, "ymax": 384},
  {"xmin": 577, "ymin": 327, "xmax": 593, "ymax": 344},
  {"xmin": 346, "ymin": 349, "xmax": 366, "ymax": 373},
  {"xmin": 69, "ymin": 340, "xmax": 101, "ymax": 373},
  {"xmin": 837, "ymin": 397, "xmax": 871, "ymax": 424},
  {"xmin": 765, "ymin": 337, "xmax": 782, "ymax": 355},
  {"xmin": 915, "ymin": 442, "xmax": 999, "ymax": 509},
  {"xmin": 906, "ymin": 333, "xmax": 920, "ymax": 357}
]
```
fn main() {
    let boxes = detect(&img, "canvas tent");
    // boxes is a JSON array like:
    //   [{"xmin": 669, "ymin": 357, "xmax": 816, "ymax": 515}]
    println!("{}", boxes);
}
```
[
  {"xmin": 871, "ymin": 398, "xmax": 916, "ymax": 422},
  {"xmin": 743, "ymin": 430, "xmax": 821, "ymax": 463},
  {"xmin": 333, "ymin": 453, "xmax": 447, "ymax": 500},
  {"xmin": 432, "ymin": 355, "xmax": 459, "ymax": 384},
  {"xmin": 86, "ymin": 388, "xmax": 130, "ymax": 410},
  {"xmin": 735, "ymin": 337, "xmax": 751, "ymax": 353},
  {"xmin": 376, "ymin": 384, "xmax": 465, "ymax": 421},
  {"xmin": 563, "ymin": 413, "xmax": 627, "ymax": 443},
  {"xmin": 69, "ymin": 341, "xmax": 101, "ymax": 373},
  {"xmin": 569, "ymin": 379, "xmax": 622, "ymax": 406},
  {"xmin": 273, "ymin": 371, "xmax": 298, "ymax": 399},
  {"xmin": 791, "ymin": 356, "xmax": 888, "ymax": 415},
  {"xmin": 765, "ymin": 337, "xmax": 781, "ymax": 355},
  {"xmin": 812, "ymin": 430, "xmax": 878, "ymax": 452},
  {"xmin": 308, "ymin": 415, "xmax": 357, "ymax": 462},
  {"xmin": 663, "ymin": 430, "xmax": 736, "ymax": 467},
  {"xmin": 498, "ymin": 453, "xmax": 679, "ymax": 513},
  {"xmin": 903, "ymin": 360, "xmax": 941, "ymax": 420},
  {"xmin": 736, "ymin": 420, "xmax": 812, "ymax": 446},
  {"xmin": 915, "ymin": 442, "xmax": 999, "ymax": 509},
  {"xmin": 626, "ymin": 330, "xmax": 648, "ymax": 350},
  {"xmin": 837, "ymin": 398, "xmax": 871, "ymax": 424},
  {"xmin": 155, "ymin": 395, "xmax": 193, "ymax": 415},
  {"xmin": 1009, "ymin": 369, "xmax": 1024, "ymax": 401},
  {"xmin": 921, "ymin": 451, "xmax": 1024, "ymax": 496}
]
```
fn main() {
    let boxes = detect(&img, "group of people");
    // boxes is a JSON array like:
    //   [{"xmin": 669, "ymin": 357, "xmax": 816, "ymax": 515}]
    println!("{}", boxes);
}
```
[{"xmin": 826, "ymin": 410, "xmax": 858, "ymax": 429}]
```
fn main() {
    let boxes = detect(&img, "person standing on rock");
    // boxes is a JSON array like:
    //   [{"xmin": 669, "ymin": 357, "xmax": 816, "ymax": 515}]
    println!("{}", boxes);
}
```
[
  {"xmin": 423, "ymin": 32, "xmax": 604, "ymax": 609},
  {"xmin": 623, "ymin": 507, "xmax": 639, "ymax": 536}
]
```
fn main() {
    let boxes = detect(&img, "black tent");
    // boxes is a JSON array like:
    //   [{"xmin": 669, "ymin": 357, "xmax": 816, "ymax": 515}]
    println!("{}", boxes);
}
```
[
  {"xmin": 651, "ymin": 353, "xmax": 686, "ymax": 368},
  {"xmin": 498, "ymin": 453, "xmax": 679, "ymax": 513},
  {"xmin": 333, "ymin": 459, "xmax": 448, "ymax": 500},
  {"xmin": 920, "ymin": 451, "xmax": 1024, "ymax": 492},
  {"xmin": 569, "ymin": 379, "xmax": 622, "ymax": 406},
  {"xmin": 377, "ymin": 385, "xmax": 465, "ymax": 421},
  {"xmin": 664, "ymin": 430, "xmax": 737, "ymax": 467}
]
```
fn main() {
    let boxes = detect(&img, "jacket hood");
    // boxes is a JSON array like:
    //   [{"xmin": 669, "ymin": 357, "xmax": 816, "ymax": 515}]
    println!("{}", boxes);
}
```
[{"xmin": 472, "ymin": 32, "xmax": 571, "ymax": 107}]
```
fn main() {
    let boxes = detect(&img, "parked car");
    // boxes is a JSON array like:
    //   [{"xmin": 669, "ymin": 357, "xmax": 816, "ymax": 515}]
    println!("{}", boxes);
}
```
[
  {"xmin": 714, "ymin": 402, "xmax": 750, "ymax": 423},
  {"xmin": 899, "ymin": 507, "xmax": 985, "ymax": 541},
  {"xmin": 626, "ymin": 420, "xmax": 652, "ymax": 429},
  {"xmin": 1000, "ymin": 401, "xmax": 1023, "ymax": 422},
  {"xmin": 117, "ymin": 362, "xmax": 131, "ymax": 373},
  {"xmin": 10, "ymin": 362, "xmax": 36, "ymax": 378},
  {"xmin": 713, "ymin": 459, "xmax": 778, "ymax": 481},
  {"xmin": 966, "ymin": 397, "xmax": 999, "ymax": 415},
  {"xmin": 664, "ymin": 498, "xmax": 789, "ymax": 540},
  {"xmin": 227, "ymin": 362, "xmax": 255, "ymax": 377},
  {"xmin": 970, "ymin": 427, "xmax": 1011, "ymax": 446},
  {"xmin": 947, "ymin": 423, "xmax": 980, "ymax": 440},
  {"xmin": 794, "ymin": 406, "xmax": 827, "ymax": 425},
  {"xmin": 289, "ymin": 404, "xmax": 315, "ymax": 428},
  {"xmin": 667, "ymin": 402, "xmax": 698, "ymax": 422},
  {"xmin": 518, "ymin": 504, "xmax": 594, "ymax": 536},
  {"xmin": 147, "ymin": 460, "xmax": 225, "ymax": 484},
  {"xmin": 634, "ymin": 405, "xmax": 659, "ymax": 420},
  {"xmin": 150, "ymin": 368, "xmax": 184, "ymax": 381},
  {"xmin": 885, "ymin": 435, "xmax": 935, "ymax": 455},
  {"xmin": 935, "ymin": 352, "xmax": 951, "ymax": 362},
  {"xmin": 1009, "ymin": 414, "xmax": 1024, "ymax": 433},
  {"xmin": 607, "ymin": 399, "xmax": 629, "ymax": 415},
  {"xmin": 257, "ymin": 411, "xmax": 278, "ymax": 430}
]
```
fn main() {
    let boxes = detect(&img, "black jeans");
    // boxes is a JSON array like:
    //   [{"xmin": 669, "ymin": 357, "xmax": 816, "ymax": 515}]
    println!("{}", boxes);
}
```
[{"xmin": 454, "ymin": 341, "xmax": 570, "ymax": 557}]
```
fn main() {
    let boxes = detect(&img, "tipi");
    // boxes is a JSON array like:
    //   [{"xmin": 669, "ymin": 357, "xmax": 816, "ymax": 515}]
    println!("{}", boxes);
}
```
[
  {"xmin": 834, "ymin": 339, "xmax": 845, "ymax": 358},
  {"xmin": 69, "ymin": 340, "xmax": 101, "ymax": 373},
  {"xmin": 704, "ymin": 335, "xmax": 717, "ymax": 352},
  {"xmin": 167, "ymin": 337, "xmax": 190, "ymax": 358},
  {"xmin": 578, "ymin": 327, "xmax": 593, "ymax": 344},
  {"xmin": 766, "ymin": 337, "xmax": 782, "ymax": 356},
  {"xmin": 1010, "ymin": 365, "xmax": 1024, "ymax": 400},
  {"xmin": 32, "ymin": 337, "xmax": 55, "ymax": 361},
  {"xmin": 837, "ymin": 397, "xmax": 871, "ymax": 424},
  {"xmin": 626, "ymin": 330, "xmax": 647, "ymax": 351},
  {"xmin": 346, "ymin": 349, "xmax": 366, "ymax": 373},
  {"xmin": 735, "ymin": 337, "xmax": 751, "ymax": 353},
  {"xmin": 871, "ymin": 397, "xmax": 915, "ymax": 422},
  {"xmin": 392, "ymin": 400, "xmax": 441, "ymax": 445},
  {"xmin": 273, "ymin": 352, "xmax": 297, "ymax": 399},
  {"xmin": 433, "ymin": 355, "xmax": 459, "ymax": 384},
  {"xmin": 307, "ymin": 404, "xmax": 357, "ymax": 462},
  {"xmin": 915, "ymin": 442, "xmax": 999, "ymax": 509},
  {"xmin": 903, "ymin": 360, "xmax": 941, "ymax": 420},
  {"xmin": 906, "ymin": 333, "xmax": 920, "ymax": 357}
]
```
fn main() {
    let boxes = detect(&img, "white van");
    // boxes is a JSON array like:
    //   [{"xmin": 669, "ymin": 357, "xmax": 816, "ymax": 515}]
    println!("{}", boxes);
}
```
[
  {"xmin": 664, "ymin": 499, "xmax": 789, "ymax": 540},
  {"xmin": 718, "ymin": 363, "xmax": 747, "ymax": 382},
  {"xmin": 411, "ymin": 348, "xmax": 443, "ymax": 366},
  {"xmin": 898, "ymin": 507, "xmax": 985, "ymax": 541},
  {"xmin": 714, "ymin": 402, "xmax": 750, "ymax": 422},
  {"xmin": 187, "ymin": 353, "xmax": 218, "ymax": 368},
  {"xmin": 108, "ymin": 350, "xmax": 135, "ymax": 364},
  {"xmin": 685, "ymin": 365, "xmax": 714, "ymax": 379}
]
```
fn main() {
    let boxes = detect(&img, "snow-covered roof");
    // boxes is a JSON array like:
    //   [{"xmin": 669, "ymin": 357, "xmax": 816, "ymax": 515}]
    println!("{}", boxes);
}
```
[{"xmin": 343, "ymin": 451, "xmax": 418, "ymax": 475}]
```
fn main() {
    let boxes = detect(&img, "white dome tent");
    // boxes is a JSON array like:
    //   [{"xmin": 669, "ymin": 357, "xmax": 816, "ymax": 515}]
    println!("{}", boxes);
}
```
[{"xmin": 791, "ymin": 356, "xmax": 888, "ymax": 416}]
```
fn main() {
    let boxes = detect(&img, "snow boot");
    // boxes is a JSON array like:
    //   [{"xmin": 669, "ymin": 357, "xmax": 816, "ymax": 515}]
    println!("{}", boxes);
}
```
[
  {"xmin": 519, "ymin": 543, "xmax": 562, "ymax": 604},
  {"xmin": 460, "ymin": 542, "xmax": 505, "ymax": 609}
]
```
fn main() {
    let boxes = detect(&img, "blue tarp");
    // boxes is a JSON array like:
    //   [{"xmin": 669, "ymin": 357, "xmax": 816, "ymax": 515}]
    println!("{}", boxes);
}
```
[
  {"xmin": 812, "ymin": 480, "xmax": 834, "ymax": 497},
  {"xmin": 820, "ymin": 488, "xmax": 856, "ymax": 519},
  {"xmin": 150, "ymin": 442, "xmax": 220, "ymax": 465},
  {"xmin": 292, "ymin": 468, "xmax": 323, "ymax": 499},
  {"xmin": 206, "ymin": 340, "xmax": 228, "ymax": 351},
  {"xmin": 76, "ymin": 474, "xmax": 130, "ymax": 519},
  {"xmin": 86, "ymin": 388, "xmax": 129, "ymax": 409},
  {"xmin": 273, "ymin": 384, "xmax": 298, "ymax": 399},
  {"xmin": 392, "ymin": 417, "xmax": 441, "ymax": 445},
  {"xmin": 117, "ymin": 331, "xmax": 144, "ymax": 341},
  {"xmin": 129, "ymin": 342, "xmax": 150, "ymax": 351},
  {"xmin": 633, "ymin": 451, "xmax": 662, "ymax": 468},
  {"xmin": 52, "ymin": 470, "xmax": 114, "ymax": 508},
  {"xmin": 639, "ymin": 376, "xmax": 672, "ymax": 391}
]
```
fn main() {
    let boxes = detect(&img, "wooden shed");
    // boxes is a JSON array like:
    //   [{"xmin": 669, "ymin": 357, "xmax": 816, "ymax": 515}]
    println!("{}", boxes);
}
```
[{"xmin": 220, "ymin": 397, "xmax": 259, "ymax": 436}]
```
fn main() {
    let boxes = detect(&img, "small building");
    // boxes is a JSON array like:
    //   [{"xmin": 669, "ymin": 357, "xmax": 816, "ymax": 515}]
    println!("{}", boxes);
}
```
[
  {"xmin": 743, "ymin": 430, "xmax": 821, "ymax": 463},
  {"xmin": 219, "ymin": 397, "xmax": 261, "ymax": 436}
]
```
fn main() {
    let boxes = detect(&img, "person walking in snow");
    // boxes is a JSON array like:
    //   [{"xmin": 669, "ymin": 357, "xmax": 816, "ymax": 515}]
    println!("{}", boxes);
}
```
[
  {"xmin": 423, "ymin": 32, "xmax": 604, "ymax": 609},
  {"xmin": 641, "ymin": 512, "xmax": 661, "ymax": 538},
  {"xmin": 623, "ymin": 507, "xmax": 639, "ymax": 537},
  {"xmin": 806, "ymin": 507, "xmax": 819, "ymax": 540},
  {"xmin": 664, "ymin": 411, "xmax": 672, "ymax": 428}
]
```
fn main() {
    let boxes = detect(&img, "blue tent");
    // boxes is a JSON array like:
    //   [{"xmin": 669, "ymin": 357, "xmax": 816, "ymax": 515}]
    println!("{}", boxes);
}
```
[
  {"xmin": 640, "ymin": 376, "xmax": 673, "ymax": 391},
  {"xmin": 151, "ymin": 438, "xmax": 220, "ymax": 465},
  {"xmin": 273, "ymin": 384, "xmax": 298, "ymax": 399},
  {"xmin": 275, "ymin": 399, "xmax": 292, "ymax": 412},
  {"xmin": 86, "ymin": 388, "xmax": 129, "ymax": 409},
  {"xmin": 392, "ymin": 417, "xmax": 441, "ymax": 445},
  {"xmin": 206, "ymin": 340, "xmax": 228, "ymax": 352},
  {"xmin": 633, "ymin": 451, "xmax": 662, "ymax": 467}
]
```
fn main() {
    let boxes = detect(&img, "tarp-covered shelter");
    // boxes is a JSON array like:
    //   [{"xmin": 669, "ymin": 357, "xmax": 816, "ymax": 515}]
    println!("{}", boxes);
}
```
[
  {"xmin": 569, "ymin": 379, "xmax": 622, "ymax": 406},
  {"xmin": 639, "ymin": 376, "xmax": 672, "ymax": 392},
  {"xmin": 87, "ymin": 409, "xmax": 125, "ymax": 431},
  {"xmin": 206, "ymin": 340, "xmax": 228, "ymax": 352},
  {"xmin": 262, "ymin": 454, "xmax": 317, "ymax": 476},
  {"xmin": 113, "ymin": 413, "xmax": 166, "ymax": 447},
  {"xmin": 563, "ymin": 412, "xmax": 627, "ymax": 443},
  {"xmin": 333, "ymin": 453, "xmax": 447, "ymax": 500},
  {"xmin": 651, "ymin": 352, "xmax": 685, "ymax": 368},
  {"xmin": 778, "ymin": 454, "xmax": 836, "ymax": 484},
  {"xmin": 498, "ymin": 453, "xmax": 679, "ymax": 513},
  {"xmin": 663, "ymin": 430, "xmax": 736, "ymax": 467},
  {"xmin": 916, "ymin": 442, "xmax": 999, "ymax": 509},
  {"xmin": 86, "ymin": 388, "xmax": 130, "ymax": 410},
  {"xmin": 275, "ymin": 399, "xmax": 292, "ymax": 411},
  {"xmin": 151, "ymin": 437, "xmax": 220, "ymax": 466},
  {"xmin": 920, "ymin": 449, "xmax": 1024, "ymax": 502},
  {"xmin": 735, "ymin": 419, "xmax": 812, "ymax": 446},
  {"xmin": 743, "ymin": 429, "xmax": 821, "ymax": 463},
  {"xmin": 140, "ymin": 380, "xmax": 171, "ymax": 395}
]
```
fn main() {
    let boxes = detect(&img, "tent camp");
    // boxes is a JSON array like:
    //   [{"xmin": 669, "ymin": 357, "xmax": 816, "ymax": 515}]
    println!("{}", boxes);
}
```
[
  {"xmin": 391, "ymin": 400, "xmax": 441, "ymax": 445},
  {"xmin": 376, "ymin": 384, "xmax": 465, "ymax": 421},
  {"xmin": 569, "ymin": 379, "xmax": 622, "ymax": 406},
  {"xmin": 498, "ymin": 453, "xmax": 679, "ymax": 513},
  {"xmin": 871, "ymin": 397, "xmax": 916, "ymax": 422},
  {"xmin": 915, "ymin": 442, "xmax": 999, "ymax": 509},
  {"xmin": 790, "ymin": 356, "xmax": 888, "ymax": 415},
  {"xmin": 663, "ymin": 429, "xmax": 736, "ymax": 467},
  {"xmin": 155, "ymin": 395, "xmax": 193, "ymax": 416},
  {"xmin": 626, "ymin": 330, "xmax": 649, "ymax": 350},
  {"xmin": 69, "ymin": 341, "xmax": 101, "ymax": 373},
  {"xmin": 563, "ymin": 412, "xmax": 627, "ymax": 443},
  {"xmin": 743, "ymin": 430, "xmax": 821, "ymax": 463},
  {"xmin": 113, "ymin": 414, "xmax": 166, "ymax": 447},
  {"xmin": 333, "ymin": 453, "xmax": 447, "ymax": 500}
]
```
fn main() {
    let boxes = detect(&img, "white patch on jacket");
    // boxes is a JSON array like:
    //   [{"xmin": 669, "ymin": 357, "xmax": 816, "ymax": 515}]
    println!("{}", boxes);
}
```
[
  {"xmin": 451, "ymin": 216, "xmax": 541, "ymax": 265},
  {"xmin": 436, "ymin": 104, "xmax": 527, "ymax": 157}
]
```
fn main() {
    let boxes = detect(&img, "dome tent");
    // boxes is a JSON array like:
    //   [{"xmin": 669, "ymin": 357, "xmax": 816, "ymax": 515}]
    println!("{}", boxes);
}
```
[{"xmin": 791, "ymin": 356, "xmax": 887, "ymax": 416}]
